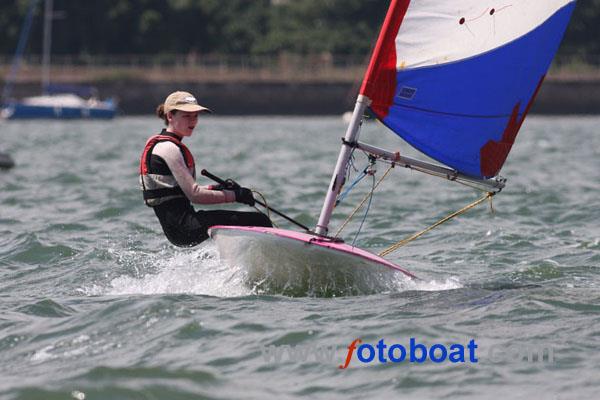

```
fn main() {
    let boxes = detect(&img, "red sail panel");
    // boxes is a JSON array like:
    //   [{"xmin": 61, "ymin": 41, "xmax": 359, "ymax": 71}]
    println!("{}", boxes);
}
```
[{"xmin": 359, "ymin": 0, "xmax": 410, "ymax": 119}]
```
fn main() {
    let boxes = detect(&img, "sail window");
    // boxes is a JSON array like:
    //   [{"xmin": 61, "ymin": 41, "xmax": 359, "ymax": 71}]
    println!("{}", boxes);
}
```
[{"xmin": 397, "ymin": 87, "xmax": 417, "ymax": 100}]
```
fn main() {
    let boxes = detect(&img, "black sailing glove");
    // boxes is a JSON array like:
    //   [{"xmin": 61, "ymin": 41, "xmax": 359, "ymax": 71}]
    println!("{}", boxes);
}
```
[
  {"xmin": 207, "ymin": 178, "xmax": 241, "ymax": 191},
  {"xmin": 224, "ymin": 178, "xmax": 241, "ymax": 190},
  {"xmin": 234, "ymin": 187, "xmax": 255, "ymax": 206}
]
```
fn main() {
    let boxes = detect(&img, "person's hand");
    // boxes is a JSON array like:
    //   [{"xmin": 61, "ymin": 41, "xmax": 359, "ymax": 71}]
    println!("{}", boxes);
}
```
[
  {"xmin": 207, "ymin": 178, "xmax": 240, "ymax": 191},
  {"xmin": 234, "ymin": 187, "xmax": 255, "ymax": 206},
  {"xmin": 224, "ymin": 178, "xmax": 240, "ymax": 190}
]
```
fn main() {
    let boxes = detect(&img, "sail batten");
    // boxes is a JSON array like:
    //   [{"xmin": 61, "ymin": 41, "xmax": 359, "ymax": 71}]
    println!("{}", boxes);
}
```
[{"xmin": 361, "ymin": 0, "xmax": 576, "ymax": 178}]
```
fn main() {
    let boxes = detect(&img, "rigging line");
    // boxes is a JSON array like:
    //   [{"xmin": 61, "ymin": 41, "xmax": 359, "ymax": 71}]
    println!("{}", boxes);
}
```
[
  {"xmin": 352, "ymin": 173, "xmax": 376, "ymax": 247},
  {"xmin": 344, "ymin": 117, "xmax": 363, "ymax": 178},
  {"xmin": 336, "ymin": 167, "xmax": 367, "ymax": 206},
  {"xmin": 345, "ymin": 153, "xmax": 358, "ymax": 187},
  {"xmin": 251, "ymin": 190, "xmax": 278, "ymax": 228},
  {"xmin": 334, "ymin": 164, "xmax": 395, "ymax": 238},
  {"xmin": 341, "ymin": 147, "xmax": 358, "ymax": 200},
  {"xmin": 338, "ymin": 150, "xmax": 377, "ymax": 207},
  {"xmin": 378, "ymin": 192, "xmax": 495, "ymax": 258}
]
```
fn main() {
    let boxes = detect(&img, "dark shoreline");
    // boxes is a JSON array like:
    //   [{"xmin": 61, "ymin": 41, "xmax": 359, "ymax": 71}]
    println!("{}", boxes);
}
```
[{"xmin": 4, "ymin": 78, "xmax": 600, "ymax": 115}]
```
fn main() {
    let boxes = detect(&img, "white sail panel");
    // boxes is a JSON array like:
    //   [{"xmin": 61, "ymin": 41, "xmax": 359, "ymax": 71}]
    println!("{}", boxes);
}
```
[{"xmin": 395, "ymin": 0, "xmax": 575, "ymax": 69}]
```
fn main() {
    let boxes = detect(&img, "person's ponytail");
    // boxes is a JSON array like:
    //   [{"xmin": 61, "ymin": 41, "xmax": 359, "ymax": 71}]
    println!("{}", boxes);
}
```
[{"xmin": 156, "ymin": 104, "xmax": 168, "ymax": 125}]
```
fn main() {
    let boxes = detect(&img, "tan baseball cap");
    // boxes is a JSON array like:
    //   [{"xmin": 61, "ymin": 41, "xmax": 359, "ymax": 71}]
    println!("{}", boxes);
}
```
[{"xmin": 163, "ymin": 91, "xmax": 212, "ymax": 113}]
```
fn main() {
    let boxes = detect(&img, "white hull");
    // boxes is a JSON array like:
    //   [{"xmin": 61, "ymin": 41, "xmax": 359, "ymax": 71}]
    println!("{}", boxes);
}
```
[{"xmin": 211, "ymin": 227, "xmax": 413, "ymax": 297}]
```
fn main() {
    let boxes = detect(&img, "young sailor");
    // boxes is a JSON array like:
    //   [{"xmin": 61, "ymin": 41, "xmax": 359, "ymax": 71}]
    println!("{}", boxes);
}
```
[{"xmin": 140, "ymin": 91, "xmax": 272, "ymax": 246}]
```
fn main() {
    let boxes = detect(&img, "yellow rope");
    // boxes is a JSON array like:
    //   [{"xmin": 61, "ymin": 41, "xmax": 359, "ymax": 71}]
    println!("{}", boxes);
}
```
[
  {"xmin": 334, "ymin": 164, "xmax": 395, "ymax": 238},
  {"xmin": 378, "ymin": 192, "xmax": 495, "ymax": 258}
]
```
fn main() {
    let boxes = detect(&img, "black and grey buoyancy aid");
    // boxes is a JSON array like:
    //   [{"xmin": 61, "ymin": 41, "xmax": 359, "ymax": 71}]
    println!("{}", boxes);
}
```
[{"xmin": 139, "ymin": 131, "xmax": 195, "ymax": 206}]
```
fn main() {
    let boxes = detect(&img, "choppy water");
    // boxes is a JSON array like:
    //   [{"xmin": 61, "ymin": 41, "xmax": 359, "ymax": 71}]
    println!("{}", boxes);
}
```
[{"xmin": 0, "ymin": 115, "xmax": 599, "ymax": 399}]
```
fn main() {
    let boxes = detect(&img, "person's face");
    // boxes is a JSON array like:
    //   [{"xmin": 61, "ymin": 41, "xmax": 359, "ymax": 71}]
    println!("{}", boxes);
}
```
[{"xmin": 167, "ymin": 110, "xmax": 199, "ymax": 137}]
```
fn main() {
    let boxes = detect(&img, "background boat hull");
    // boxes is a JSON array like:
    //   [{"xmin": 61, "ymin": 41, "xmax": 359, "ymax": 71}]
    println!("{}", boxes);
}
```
[{"xmin": 2, "ymin": 103, "xmax": 116, "ymax": 119}]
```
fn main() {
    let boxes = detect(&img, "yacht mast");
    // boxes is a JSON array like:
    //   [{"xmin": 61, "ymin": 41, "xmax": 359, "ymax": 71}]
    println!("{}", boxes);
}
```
[{"xmin": 41, "ymin": 0, "xmax": 53, "ymax": 93}]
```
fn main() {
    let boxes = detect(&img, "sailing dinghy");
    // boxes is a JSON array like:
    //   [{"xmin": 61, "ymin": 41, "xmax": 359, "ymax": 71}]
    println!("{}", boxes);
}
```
[{"xmin": 210, "ymin": 0, "xmax": 576, "ymax": 295}]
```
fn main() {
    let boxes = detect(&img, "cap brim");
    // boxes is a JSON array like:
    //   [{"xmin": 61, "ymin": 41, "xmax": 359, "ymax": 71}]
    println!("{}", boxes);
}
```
[{"xmin": 172, "ymin": 104, "xmax": 212, "ymax": 113}]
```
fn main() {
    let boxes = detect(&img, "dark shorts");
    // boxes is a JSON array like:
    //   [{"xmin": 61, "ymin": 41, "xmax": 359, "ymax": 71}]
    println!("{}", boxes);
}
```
[{"xmin": 153, "ymin": 200, "xmax": 272, "ymax": 247}]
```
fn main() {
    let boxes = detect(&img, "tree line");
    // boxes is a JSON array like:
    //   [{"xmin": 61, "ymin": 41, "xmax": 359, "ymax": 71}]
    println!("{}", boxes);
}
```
[{"xmin": 1, "ymin": 0, "xmax": 598, "ymax": 58}]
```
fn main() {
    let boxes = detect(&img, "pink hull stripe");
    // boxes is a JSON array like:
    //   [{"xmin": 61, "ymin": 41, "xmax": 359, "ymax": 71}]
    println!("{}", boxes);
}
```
[{"xmin": 209, "ymin": 226, "xmax": 416, "ymax": 279}]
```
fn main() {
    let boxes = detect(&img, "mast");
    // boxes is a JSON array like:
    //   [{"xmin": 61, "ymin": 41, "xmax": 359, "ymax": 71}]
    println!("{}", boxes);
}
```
[
  {"xmin": 315, "ymin": 95, "xmax": 370, "ymax": 236},
  {"xmin": 41, "ymin": 0, "xmax": 53, "ymax": 94},
  {"xmin": 315, "ymin": 0, "xmax": 402, "ymax": 236},
  {"xmin": 1, "ymin": 0, "xmax": 39, "ymax": 103}
]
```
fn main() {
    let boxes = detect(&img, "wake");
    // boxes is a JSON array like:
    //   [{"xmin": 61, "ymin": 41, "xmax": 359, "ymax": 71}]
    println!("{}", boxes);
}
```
[{"xmin": 81, "ymin": 241, "xmax": 462, "ymax": 298}]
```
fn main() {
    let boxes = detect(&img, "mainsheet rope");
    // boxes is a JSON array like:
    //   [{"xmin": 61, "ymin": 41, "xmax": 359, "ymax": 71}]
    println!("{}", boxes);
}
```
[{"xmin": 378, "ymin": 192, "xmax": 495, "ymax": 257}]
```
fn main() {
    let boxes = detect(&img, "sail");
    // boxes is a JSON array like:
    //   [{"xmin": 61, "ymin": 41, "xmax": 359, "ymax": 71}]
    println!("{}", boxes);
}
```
[{"xmin": 360, "ymin": 0, "xmax": 576, "ymax": 178}]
